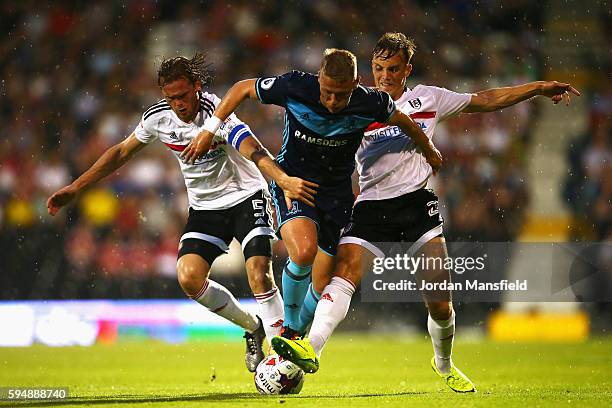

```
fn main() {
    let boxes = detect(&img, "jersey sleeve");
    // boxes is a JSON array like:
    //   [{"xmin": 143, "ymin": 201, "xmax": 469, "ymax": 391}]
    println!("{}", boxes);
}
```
[
  {"xmin": 255, "ymin": 71, "xmax": 296, "ymax": 107},
  {"xmin": 200, "ymin": 91, "xmax": 220, "ymax": 118},
  {"xmin": 133, "ymin": 111, "xmax": 160, "ymax": 144},
  {"xmin": 427, "ymin": 85, "xmax": 472, "ymax": 121},
  {"xmin": 373, "ymin": 90, "xmax": 397, "ymax": 123}
]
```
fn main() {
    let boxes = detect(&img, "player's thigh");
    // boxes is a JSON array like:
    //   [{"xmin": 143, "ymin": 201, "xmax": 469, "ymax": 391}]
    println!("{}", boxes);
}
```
[
  {"xmin": 388, "ymin": 189, "xmax": 450, "ymax": 315},
  {"xmin": 333, "ymin": 243, "xmax": 375, "ymax": 287},
  {"xmin": 311, "ymin": 247, "xmax": 336, "ymax": 293},
  {"xmin": 400, "ymin": 188, "xmax": 444, "ymax": 254},
  {"xmin": 233, "ymin": 190, "xmax": 275, "ymax": 250},
  {"xmin": 280, "ymin": 217, "xmax": 319, "ymax": 265},
  {"xmin": 177, "ymin": 207, "xmax": 233, "ymax": 291},
  {"xmin": 340, "ymin": 198, "xmax": 403, "ymax": 259},
  {"xmin": 315, "ymin": 195, "xmax": 352, "ymax": 257},
  {"xmin": 233, "ymin": 191, "xmax": 276, "ymax": 293},
  {"xmin": 180, "ymin": 207, "xmax": 234, "ymax": 255},
  {"xmin": 270, "ymin": 180, "xmax": 319, "ymax": 265}
]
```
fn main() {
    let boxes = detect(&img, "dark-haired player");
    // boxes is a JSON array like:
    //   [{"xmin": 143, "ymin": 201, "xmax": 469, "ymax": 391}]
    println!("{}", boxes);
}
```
[
  {"xmin": 47, "ymin": 53, "xmax": 315, "ymax": 372},
  {"xmin": 272, "ymin": 33, "xmax": 579, "ymax": 393},
  {"xmin": 182, "ymin": 48, "xmax": 442, "ymax": 341}
]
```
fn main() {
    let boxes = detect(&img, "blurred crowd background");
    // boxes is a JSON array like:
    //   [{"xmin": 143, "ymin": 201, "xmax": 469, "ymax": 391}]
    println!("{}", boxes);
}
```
[{"xmin": 0, "ymin": 0, "xmax": 609, "ymax": 309}]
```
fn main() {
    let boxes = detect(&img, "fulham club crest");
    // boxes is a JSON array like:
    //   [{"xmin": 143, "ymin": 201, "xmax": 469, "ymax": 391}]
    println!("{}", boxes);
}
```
[{"xmin": 408, "ymin": 98, "xmax": 422, "ymax": 109}]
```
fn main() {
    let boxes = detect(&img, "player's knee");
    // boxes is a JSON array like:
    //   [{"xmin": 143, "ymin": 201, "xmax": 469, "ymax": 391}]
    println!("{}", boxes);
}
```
[
  {"xmin": 427, "ymin": 301, "xmax": 453, "ymax": 321},
  {"xmin": 289, "ymin": 241, "xmax": 318, "ymax": 266},
  {"xmin": 176, "ymin": 255, "xmax": 208, "ymax": 297}
]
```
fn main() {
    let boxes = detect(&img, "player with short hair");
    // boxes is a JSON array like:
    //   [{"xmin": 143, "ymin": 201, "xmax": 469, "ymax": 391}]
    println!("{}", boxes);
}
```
[
  {"xmin": 271, "ymin": 32, "xmax": 580, "ymax": 392},
  {"xmin": 181, "ymin": 48, "xmax": 442, "ymax": 341},
  {"xmin": 47, "ymin": 53, "xmax": 316, "ymax": 372}
]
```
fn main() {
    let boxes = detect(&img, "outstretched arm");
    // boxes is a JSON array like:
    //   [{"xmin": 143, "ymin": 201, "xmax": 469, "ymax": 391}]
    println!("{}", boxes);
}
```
[
  {"xmin": 238, "ymin": 136, "xmax": 318, "ymax": 208},
  {"xmin": 181, "ymin": 79, "xmax": 258, "ymax": 164},
  {"xmin": 47, "ymin": 134, "xmax": 146, "ymax": 215},
  {"xmin": 386, "ymin": 110, "xmax": 443, "ymax": 174},
  {"xmin": 464, "ymin": 81, "xmax": 580, "ymax": 113}
]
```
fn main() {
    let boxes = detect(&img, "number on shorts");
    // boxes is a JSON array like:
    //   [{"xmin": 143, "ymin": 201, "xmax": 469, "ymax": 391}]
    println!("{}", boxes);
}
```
[{"xmin": 252, "ymin": 199, "xmax": 265, "ymax": 218}]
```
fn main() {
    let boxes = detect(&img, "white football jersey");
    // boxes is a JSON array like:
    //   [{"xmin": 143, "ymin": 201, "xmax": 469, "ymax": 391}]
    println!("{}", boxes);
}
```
[
  {"xmin": 355, "ymin": 85, "xmax": 472, "ymax": 202},
  {"xmin": 134, "ymin": 91, "xmax": 268, "ymax": 210}
]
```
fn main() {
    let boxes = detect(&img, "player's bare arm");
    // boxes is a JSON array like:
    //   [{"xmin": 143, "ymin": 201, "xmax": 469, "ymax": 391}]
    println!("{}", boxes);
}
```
[
  {"xmin": 464, "ymin": 80, "xmax": 581, "ymax": 113},
  {"xmin": 386, "ymin": 110, "xmax": 443, "ymax": 173},
  {"xmin": 47, "ymin": 134, "xmax": 146, "ymax": 216},
  {"xmin": 238, "ymin": 135, "xmax": 319, "ymax": 209},
  {"xmin": 181, "ymin": 79, "xmax": 258, "ymax": 164}
]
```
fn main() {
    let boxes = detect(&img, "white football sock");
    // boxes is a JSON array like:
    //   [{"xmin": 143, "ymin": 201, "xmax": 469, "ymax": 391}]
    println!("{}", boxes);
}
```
[
  {"xmin": 427, "ymin": 309, "xmax": 455, "ymax": 374},
  {"xmin": 254, "ymin": 287, "xmax": 284, "ymax": 340},
  {"xmin": 193, "ymin": 279, "xmax": 259, "ymax": 333},
  {"xmin": 308, "ymin": 276, "xmax": 355, "ymax": 357}
]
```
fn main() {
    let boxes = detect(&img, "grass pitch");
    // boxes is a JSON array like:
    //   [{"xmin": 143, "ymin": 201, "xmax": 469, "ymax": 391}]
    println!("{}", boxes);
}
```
[{"xmin": 0, "ymin": 335, "xmax": 611, "ymax": 407}]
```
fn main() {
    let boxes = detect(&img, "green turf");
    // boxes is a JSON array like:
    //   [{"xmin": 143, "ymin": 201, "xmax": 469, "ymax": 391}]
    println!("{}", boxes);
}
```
[{"xmin": 0, "ymin": 335, "xmax": 611, "ymax": 407}]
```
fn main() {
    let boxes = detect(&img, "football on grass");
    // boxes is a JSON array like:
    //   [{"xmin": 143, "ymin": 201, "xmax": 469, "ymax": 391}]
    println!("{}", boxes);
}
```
[{"xmin": 254, "ymin": 354, "xmax": 305, "ymax": 395}]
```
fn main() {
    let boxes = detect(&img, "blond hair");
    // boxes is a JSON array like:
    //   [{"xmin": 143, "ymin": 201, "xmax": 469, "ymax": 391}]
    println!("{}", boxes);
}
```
[{"xmin": 320, "ymin": 48, "xmax": 357, "ymax": 82}]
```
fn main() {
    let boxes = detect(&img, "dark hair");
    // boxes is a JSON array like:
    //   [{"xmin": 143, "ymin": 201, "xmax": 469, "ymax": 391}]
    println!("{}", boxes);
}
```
[
  {"xmin": 157, "ymin": 52, "xmax": 213, "ymax": 87},
  {"xmin": 372, "ymin": 32, "xmax": 416, "ymax": 64},
  {"xmin": 320, "ymin": 48, "xmax": 357, "ymax": 82}
]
